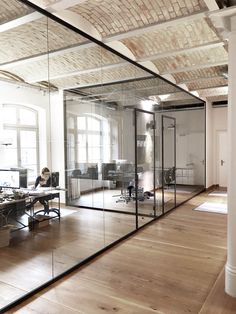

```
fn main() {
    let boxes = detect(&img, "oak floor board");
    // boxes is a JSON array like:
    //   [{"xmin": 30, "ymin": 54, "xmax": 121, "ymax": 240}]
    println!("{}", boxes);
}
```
[
  {"xmin": 4, "ymin": 192, "xmax": 230, "ymax": 313},
  {"xmin": 200, "ymin": 268, "xmax": 236, "ymax": 314}
]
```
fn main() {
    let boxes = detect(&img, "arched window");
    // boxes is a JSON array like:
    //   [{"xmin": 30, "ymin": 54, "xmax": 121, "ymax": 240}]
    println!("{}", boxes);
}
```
[{"xmin": 2, "ymin": 104, "xmax": 39, "ymax": 182}]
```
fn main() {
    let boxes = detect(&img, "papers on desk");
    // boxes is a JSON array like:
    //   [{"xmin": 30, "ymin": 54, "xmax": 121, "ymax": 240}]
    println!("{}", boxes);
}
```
[
  {"xmin": 19, "ymin": 186, "xmax": 65, "ymax": 196},
  {"xmin": 19, "ymin": 187, "xmax": 56, "ymax": 196}
]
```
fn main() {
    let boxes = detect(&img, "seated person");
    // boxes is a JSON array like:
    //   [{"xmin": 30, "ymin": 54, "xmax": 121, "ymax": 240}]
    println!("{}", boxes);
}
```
[
  {"xmin": 35, "ymin": 167, "xmax": 51, "ymax": 189},
  {"xmin": 34, "ymin": 167, "xmax": 51, "ymax": 214}
]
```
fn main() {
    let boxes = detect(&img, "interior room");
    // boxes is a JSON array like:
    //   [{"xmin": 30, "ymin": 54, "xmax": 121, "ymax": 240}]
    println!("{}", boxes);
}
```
[
  {"xmin": 0, "ymin": 0, "xmax": 211, "ymax": 311},
  {"xmin": 65, "ymin": 78, "xmax": 205, "ymax": 217}
]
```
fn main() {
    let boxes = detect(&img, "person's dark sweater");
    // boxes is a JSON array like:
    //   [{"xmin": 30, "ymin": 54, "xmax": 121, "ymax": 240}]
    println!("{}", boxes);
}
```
[{"xmin": 34, "ymin": 175, "xmax": 51, "ymax": 188}]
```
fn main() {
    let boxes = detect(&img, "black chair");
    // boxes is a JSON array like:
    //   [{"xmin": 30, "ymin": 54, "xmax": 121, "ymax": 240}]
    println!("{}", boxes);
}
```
[{"xmin": 164, "ymin": 167, "xmax": 176, "ymax": 188}]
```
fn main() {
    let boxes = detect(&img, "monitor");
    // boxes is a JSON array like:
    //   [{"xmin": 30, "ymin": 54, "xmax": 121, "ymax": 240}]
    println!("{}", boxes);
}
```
[
  {"xmin": 51, "ymin": 172, "xmax": 59, "ymax": 187},
  {"xmin": 0, "ymin": 169, "xmax": 20, "ymax": 189},
  {"xmin": 11, "ymin": 168, "xmax": 28, "ymax": 188}
]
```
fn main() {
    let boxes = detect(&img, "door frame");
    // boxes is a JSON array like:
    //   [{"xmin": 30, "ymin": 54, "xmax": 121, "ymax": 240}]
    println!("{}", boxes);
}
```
[
  {"xmin": 216, "ymin": 129, "xmax": 227, "ymax": 187},
  {"xmin": 134, "ymin": 108, "xmax": 156, "ymax": 228},
  {"xmin": 161, "ymin": 115, "xmax": 176, "ymax": 213}
]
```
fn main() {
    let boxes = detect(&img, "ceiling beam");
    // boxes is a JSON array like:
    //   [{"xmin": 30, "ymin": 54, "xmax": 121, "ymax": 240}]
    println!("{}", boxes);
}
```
[
  {"xmin": 190, "ymin": 83, "xmax": 228, "ymax": 92},
  {"xmin": 177, "ymin": 75, "xmax": 226, "ymax": 84},
  {"xmin": 26, "ymin": 0, "xmax": 87, "ymax": 12},
  {"xmin": 161, "ymin": 60, "xmax": 228, "ymax": 75},
  {"xmin": 0, "ymin": 12, "xmax": 42, "ymax": 33},
  {"xmin": 203, "ymin": 0, "xmax": 220, "ymax": 11},
  {"xmin": 197, "ymin": 86, "xmax": 228, "ymax": 97}
]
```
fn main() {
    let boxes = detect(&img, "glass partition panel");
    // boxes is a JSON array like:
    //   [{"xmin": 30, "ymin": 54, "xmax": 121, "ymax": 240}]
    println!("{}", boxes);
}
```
[
  {"xmin": 0, "ymin": 1, "xmax": 53, "ymax": 309},
  {"xmin": 162, "ymin": 115, "xmax": 176, "ymax": 213},
  {"xmin": 164, "ymin": 108, "xmax": 205, "ymax": 204},
  {"xmin": 135, "ymin": 109, "xmax": 157, "ymax": 227}
]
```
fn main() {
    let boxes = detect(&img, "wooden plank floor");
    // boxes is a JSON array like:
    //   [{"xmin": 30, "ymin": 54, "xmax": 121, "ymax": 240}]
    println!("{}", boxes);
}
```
[
  {"xmin": 4, "ymin": 191, "xmax": 233, "ymax": 313},
  {"xmin": 200, "ymin": 268, "xmax": 236, "ymax": 314}
]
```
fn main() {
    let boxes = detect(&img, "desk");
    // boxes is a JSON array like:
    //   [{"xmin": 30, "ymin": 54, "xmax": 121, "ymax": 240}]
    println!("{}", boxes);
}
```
[{"xmin": 0, "ymin": 190, "xmax": 60, "ymax": 231}]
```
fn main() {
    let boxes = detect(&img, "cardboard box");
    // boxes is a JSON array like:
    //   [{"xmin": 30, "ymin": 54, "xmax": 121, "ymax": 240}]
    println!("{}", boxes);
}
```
[
  {"xmin": 28, "ymin": 215, "xmax": 50, "ymax": 230},
  {"xmin": 0, "ymin": 225, "xmax": 11, "ymax": 247}
]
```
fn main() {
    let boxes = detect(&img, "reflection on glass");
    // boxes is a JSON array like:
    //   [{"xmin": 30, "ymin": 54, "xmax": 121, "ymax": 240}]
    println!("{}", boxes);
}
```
[
  {"xmin": 162, "ymin": 115, "xmax": 176, "ymax": 213},
  {"xmin": 135, "ymin": 110, "xmax": 157, "ymax": 227}
]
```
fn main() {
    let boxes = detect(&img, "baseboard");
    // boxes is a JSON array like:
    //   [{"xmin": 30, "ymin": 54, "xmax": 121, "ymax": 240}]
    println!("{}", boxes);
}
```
[{"xmin": 205, "ymin": 184, "xmax": 218, "ymax": 192}]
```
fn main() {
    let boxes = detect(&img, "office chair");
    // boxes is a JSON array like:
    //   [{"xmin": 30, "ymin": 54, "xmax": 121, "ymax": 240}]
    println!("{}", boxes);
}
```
[
  {"xmin": 164, "ymin": 167, "xmax": 176, "ymax": 188},
  {"xmin": 33, "ymin": 172, "xmax": 60, "ymax": 217}
]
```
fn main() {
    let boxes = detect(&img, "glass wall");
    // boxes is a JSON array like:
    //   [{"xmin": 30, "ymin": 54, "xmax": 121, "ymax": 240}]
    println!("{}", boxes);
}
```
[
  {"xmin": 158, "ymin": 108, "xmax": 205, "ymax": 206},
  {"xmin": 0, "ymin": 0, "xmax": 205, "ymax": 311},
  {"xmin": 0, "ymin": 0, "xmax": 53, "ymax": 309}
]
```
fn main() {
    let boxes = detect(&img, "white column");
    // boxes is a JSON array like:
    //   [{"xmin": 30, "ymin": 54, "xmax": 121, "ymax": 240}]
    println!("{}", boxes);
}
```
[{"xmin": 225, "ymin": 16, "xmax": 236, "ymax": 297}]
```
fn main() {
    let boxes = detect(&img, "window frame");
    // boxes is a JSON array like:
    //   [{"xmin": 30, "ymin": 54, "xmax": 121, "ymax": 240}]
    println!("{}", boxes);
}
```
[
  {"xmin": 2, "ymin": 104, "xmax": 40, "ymax": 182},
  {"xmin": 67, "ymin": 113, "xmax": 113, "ymax": 167}
]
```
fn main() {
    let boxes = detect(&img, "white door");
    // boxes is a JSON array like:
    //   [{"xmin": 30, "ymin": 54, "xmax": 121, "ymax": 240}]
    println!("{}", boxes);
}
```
[{"xmin": 217, "ymin": 130, "xmax": 227, "ymax": 187}]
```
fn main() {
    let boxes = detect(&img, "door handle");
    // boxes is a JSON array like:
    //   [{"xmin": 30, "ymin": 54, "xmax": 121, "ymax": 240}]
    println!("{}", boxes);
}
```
[{"xmin": 221, "ymin": 160, "xmax": 225, "ymax": 166}]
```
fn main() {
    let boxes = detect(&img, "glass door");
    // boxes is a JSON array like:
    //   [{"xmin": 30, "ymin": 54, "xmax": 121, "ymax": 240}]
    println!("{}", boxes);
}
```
[
  {"xmin": 161, "ymin": 115, "xmax": 176, "ymax": 213},
  {"xmin": 135, "ymin": 109, "xmax": 156, "ymax": 227}
]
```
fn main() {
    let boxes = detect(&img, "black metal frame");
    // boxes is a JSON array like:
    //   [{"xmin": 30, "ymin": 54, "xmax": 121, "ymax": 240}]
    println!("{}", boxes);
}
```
[
  {"xmin": 161, "ymin": 115, "xmax": 177, "ymax": 214},
  {"xmin": 134, "ymin": 108, "xmax": 156, "ymax": 228}
]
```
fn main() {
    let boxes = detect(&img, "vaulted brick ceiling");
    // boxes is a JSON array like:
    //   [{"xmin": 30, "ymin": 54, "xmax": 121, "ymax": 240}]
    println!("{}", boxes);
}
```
[{"xmin": 0, "ymin": 0, "xmax": 230, "ymax": 102}]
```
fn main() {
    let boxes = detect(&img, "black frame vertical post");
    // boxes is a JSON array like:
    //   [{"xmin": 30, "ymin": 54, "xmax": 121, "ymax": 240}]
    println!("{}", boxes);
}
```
[{"xmin": 161, "ymin": 115, "xmax": 176, "ymax": 213}]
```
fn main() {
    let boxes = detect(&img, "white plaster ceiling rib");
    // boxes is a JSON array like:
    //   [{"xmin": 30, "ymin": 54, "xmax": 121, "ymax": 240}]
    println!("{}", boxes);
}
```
[
  {"xmin": 27, "ymin": 0, "xmax": 88, "ymax": 12},
  {"xmin": 0, "ymin": 12, "xmax": 42, "ymax": 33},
  {"xmin": 203, "ymin": 0, "xmax": 220, "ymax": 11},
  {"xmin": 197, "ymin": 85, "xmax": 228, "ymax": 97},
  {"xmin": 178, "ymin": 74, "xmax": 226, "ymax": 85},
  {"xmin": 207, "ymin": 6, "xmax": 236, "ymax": 38}
]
